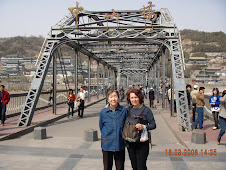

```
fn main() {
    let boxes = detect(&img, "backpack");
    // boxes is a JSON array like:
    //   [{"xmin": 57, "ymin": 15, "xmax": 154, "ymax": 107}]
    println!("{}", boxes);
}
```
[{"xmin": 123, "ymin": 105, "xmax": 147, "ymax": 142}]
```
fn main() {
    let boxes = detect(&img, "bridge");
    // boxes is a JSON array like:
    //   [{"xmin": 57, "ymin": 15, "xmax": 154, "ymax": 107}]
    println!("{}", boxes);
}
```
[
  {"xmin": 0, "ymin": 2, "xmax": 225, "ymax": 169},
  {"xmin": 16, "ymin": 2, "xmax": 190, "ymax": 131}
]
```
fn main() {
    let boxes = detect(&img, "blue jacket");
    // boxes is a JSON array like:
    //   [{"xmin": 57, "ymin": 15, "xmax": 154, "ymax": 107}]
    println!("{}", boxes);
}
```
[
  {"xmin": 209, "ymin": 95, "xmax": 221, "ymax": 108},
  {"xmin": 99, "ymin": 104, "xmax": 128, "ymax": 152}
]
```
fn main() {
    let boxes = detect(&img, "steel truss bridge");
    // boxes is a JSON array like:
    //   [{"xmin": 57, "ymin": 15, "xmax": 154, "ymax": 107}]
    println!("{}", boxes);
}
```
[{"xmin": 18, "ymin": 3, "xmax": 191, "ymax": 131}]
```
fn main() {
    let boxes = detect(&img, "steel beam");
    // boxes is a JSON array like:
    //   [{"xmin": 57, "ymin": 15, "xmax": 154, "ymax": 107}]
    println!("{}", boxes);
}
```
[
  {"xmin": 97, "ymin": 61, "xmax": 100, "ymax": 99},
  {"xmin": 53, "ymin": 51, "xmax": 57, "ymax": 115},
  {"xmin": 162, "ymin": 48, "xmax": 166, "ymax": 109},
  {"xmin": 88, "ymin": 56, "xmax": 91, "ymax": 102},
  {"xmin": 157, "ymin": 59, "xmax": 160, "ymax": 103},
  {"xmin": 75, "ymin": 49, "xmax": 78, "ymax": 97}
]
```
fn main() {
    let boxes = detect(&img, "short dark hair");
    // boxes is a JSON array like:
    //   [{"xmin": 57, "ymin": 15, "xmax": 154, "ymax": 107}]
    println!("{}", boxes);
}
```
[
  {"xmin": 126, "ymin": 89, "xmax": 144, "ymax": 104},
  {"xmin": 186, "ymin": 84, "xmax": 191, "ymax": 89},
  {"xmin": 69, "ymin": 89, "xmax": 73, "ymax": 93},
  {"xmin": 199, "ymin": 87, "xmax": 205, "ymax": 91},
  {"xmin": 107, "ymin": 90, "xmax": 119, "ymax": 98},
  {"xmin": 0, "ymin": 85, "xmax": 5, "ymax": 88}
]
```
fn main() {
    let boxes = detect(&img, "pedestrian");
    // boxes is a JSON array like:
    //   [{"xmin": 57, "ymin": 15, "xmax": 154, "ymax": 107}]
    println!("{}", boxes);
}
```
[
  {"xmin": 194, "ymin": 87, "xmax": 205, "ymax": 130},
  {"xmin": 126, "ymin": 89, "xmax": 156, "ymax": 170},
  {"xmin": 144, "ymin": 86, "xmax": 148, "ymax": 99},
  {"xmin": 190, "ymin": 85, "xmax": 199, "ymax": 122},
  {"xmin": 149, "ymin": 87, "xmax": 155, "ymax": 108},
  {"xmin": 77, "ymin": 86, "xmax": 85, "ymax": 117},
  {"xmin": 99, "ymin": 90, "xmax": 128, "ymax": 170},
  {"xmin": 66, "ymin": 89, "xmax": 75, "ymax": 118},
  {"xmin": 209, "ymin": 88, "xmax": 221, "ymax": 130},
  {"xmin": 186, "ymin": 84, "xmax": 191, "ymax": 109},
  {"xmin": 217, "ymin": 90, "xmax": 226, "ymax": 145},
  {"xmin": 0, "ymin": 85, "xmax": 10, "ymax": 126},
  {"xmin": 48, "ymin": 84, "xmax": 53, "ymax": 105},
  {"xmin": 168, "ymin": 86, "xmax": 176, "ymax": 113}
]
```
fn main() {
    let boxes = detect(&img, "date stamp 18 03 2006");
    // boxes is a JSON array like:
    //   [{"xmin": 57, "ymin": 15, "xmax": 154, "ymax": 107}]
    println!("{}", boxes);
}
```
[{"xmin": 165, "ymin": 149, "xmax": 217, "ymax": 156}]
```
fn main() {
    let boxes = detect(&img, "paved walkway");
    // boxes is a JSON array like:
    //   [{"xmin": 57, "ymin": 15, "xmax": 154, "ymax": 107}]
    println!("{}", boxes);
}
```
[
  {"xmin": 0, "ymin": 99, "xmax": 225, "ymax": 169},
  {"xmin": 0, "ymin": 96, "xmax": 105, "ymax": 141}
]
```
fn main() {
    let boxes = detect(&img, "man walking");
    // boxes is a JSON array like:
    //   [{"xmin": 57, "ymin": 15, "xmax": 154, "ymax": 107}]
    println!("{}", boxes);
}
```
[
  {"xmin": 186, "ymin": 84, "xmax": 191, "ymax": 109},
  {"xmin": 194, "ymin": 87, "xmax": 205, "ymax": 130},
  {"xmin": 0, "ymin": 85, "xmax": 10, "ymax": 126},
  {"xmin": 149, "ymin": 87, "xmax": 155, "ymax": 108},
  {"xmin": 190, "ymin": 85, "xmax": 198, "ymax": 122}
]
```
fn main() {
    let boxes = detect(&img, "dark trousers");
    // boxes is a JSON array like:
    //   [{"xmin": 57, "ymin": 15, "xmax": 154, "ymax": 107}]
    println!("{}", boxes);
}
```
[
  {"xmin": 48, "ymin": 96, "xmax": 53, "ymax": 105},
  {"xmin": 212, "ymin": 111, "xmax": 219, "ymax": 128},
  {"xmin": 0, "ymin": 102, "xmax": 6, "ymax": 124},
  {"xmin": 174, "ymin": 100, "xmax": 177, "ymax": 113},
  {"xmin": 194, "ymin": 107, "xmax": 204, "ymax": 129},
  {"xmin": 192, "ymin": 103, "xmax": 197, "ymax": 122},
  {"xmin": 78, "ymin": 100, "xmax": 84, "ymax": 117},
  {"xmin": 218, "ymin": 116, "xmax": 226, "ymax": 142},
  {"xmin": 149, "ymin": 99, "xmax": 154, "ymax": 108},
  {"xmin": 67, "ymin": 103, "xmax": 74, "ymax": 117},
  {"xmin": 102, "ymin": 149, "xmax": 125, "ymax": 170},
  {"xmin": 127, "ymin": 141, "xmax": 149, "ymax": 170}
]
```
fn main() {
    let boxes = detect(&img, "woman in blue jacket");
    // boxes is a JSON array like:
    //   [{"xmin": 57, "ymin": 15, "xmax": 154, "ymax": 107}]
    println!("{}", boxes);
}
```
[
  {"xmin": 99, "ymin": 90, "xmax": 128, "ymax": 170},
  {"xmin": 209, "ymin": 88, "xmax": 221, "ymax": 130}
]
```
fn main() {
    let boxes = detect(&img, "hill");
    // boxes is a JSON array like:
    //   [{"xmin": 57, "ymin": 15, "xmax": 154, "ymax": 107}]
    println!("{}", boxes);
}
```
[
  {"xmin": 0, "ymin": 30, "xmax": 225, "ymax": 58},
  {"xmin": 180, "ymin": 29, "xmax": 226, "ymax": 54}
]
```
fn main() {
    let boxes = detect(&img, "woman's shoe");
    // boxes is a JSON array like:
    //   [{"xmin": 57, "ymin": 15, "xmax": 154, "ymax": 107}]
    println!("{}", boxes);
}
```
[
  {"xmin": 217, "ymin": 140, "xmax": 220, "ymax": 145},
  {"xmin": 213, "ymin": 126, "xmax": 217, "ymax": 130}
]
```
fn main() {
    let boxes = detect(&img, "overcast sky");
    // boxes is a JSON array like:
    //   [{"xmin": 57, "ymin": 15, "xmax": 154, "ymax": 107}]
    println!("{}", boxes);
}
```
[{"xmin": 0, "ymin": 0, "xmax": 225, "ymax": 37}]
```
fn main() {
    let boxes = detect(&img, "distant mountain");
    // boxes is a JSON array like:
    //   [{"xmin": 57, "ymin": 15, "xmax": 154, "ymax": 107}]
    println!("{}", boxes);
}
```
[
  {"xmin": 0, "ymin": 36, "xmax": 44, "ymax": 58},
  {"xmin": 0, "ymin": 30, "xmax": 225, "ymax": 58},
  {"xmin": 180, "ymin": 29, "xmax": 226, "ymax": 54}
]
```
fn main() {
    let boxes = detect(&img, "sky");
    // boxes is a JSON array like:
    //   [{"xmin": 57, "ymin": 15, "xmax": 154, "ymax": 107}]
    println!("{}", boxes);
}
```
[{"xmin": 0, "ymin": 0, "xmax": 225, "ymax": 37}]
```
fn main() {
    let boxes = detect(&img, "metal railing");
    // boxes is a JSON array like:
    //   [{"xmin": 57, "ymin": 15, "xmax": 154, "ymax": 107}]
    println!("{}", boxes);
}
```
[
  {"xmin": 6, "ymin": 88, "xmax": 101, "ymax": 118},
  {"xmin": 6, "ymin": 90, "xmax": 68, "ymax": 117}
]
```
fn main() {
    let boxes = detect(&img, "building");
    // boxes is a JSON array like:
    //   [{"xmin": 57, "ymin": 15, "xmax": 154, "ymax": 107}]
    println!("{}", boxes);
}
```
[{"xmin": 187, "ymin": 57, "xmax": 207, "ymax": 64}]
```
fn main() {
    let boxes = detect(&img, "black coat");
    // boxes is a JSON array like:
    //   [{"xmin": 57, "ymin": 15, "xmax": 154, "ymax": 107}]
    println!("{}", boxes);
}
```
[{"xmin": 149, "ymin": 91, "xmax": 155, "ymax": 100}]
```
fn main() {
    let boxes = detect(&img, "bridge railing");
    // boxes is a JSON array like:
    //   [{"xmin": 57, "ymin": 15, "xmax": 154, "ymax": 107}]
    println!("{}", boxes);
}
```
[{"xmin": 6, "ymin": 88, "xmax": 101, "ymax": 118}]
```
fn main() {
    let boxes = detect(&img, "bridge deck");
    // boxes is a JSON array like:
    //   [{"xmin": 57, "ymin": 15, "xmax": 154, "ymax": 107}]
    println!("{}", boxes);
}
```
[
  {"xmin": 0, "ymin": 96, "xmax": 105, "ymax": 141},
  {"xmin": 0, "ymin": 98, "xmax": 225, "ymax": 169}
]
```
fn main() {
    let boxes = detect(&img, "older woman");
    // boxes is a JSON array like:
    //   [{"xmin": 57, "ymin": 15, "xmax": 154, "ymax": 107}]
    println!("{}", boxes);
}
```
[
  {"xmin": 99, "ymin": 90, "xmax": 128, "ymax": 170},
  {"xmin": 126, "ymin": 89, "xmax": 156, "ymax": 170}
]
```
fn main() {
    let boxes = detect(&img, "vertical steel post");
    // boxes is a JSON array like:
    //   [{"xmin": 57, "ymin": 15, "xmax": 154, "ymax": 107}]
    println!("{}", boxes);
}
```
[
  {"xmin": 148, "ymin": 70, "xmax": 151, "ymax": 87},
  {"xmin": 171, "ymin": 64, "xmax": 174, "ymax": 116},
  {"xmin": 75, "ymin": 49, "xmax": 78, "ymax": 97},
  {"xmin": 97, "ymin": 61, "xmax": 99, "ymax": 99},
  {"xmin": 103, "ymin": 65, "xmax": 105, "ymax": 97},
  {"xmin": 127, "ymin": 75, "xmax": 129, "ymax": 89},
  {"xmin": 154, "ymin": 64, "xmax": 157, "ymax": 91},
  {"xmin": 108, "ymin": 67, "xmax": 110, "ymax": 88},
  {"xmin": 88, "ymin": 56, "xmax": 91, "ymax": 102},
  {"xmin": 117, "ymin": 69, "xmax": 120, "ymax": 90},
  {"xmin": 157, "ymin": 58, "xmax": 160, "ymax": 103},
  {"xmin": 162, "ymin": 48, "xmax": 166, "ymax": 108},
  {"xmin": 53, "ymin": 52, "xmax": 57, "ymax": 115}
]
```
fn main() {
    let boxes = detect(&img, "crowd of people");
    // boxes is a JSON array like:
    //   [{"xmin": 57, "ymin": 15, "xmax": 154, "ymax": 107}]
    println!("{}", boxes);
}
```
[{"xmin": 185, "ymin": 84, "xmax": 226, "ymax": 145}]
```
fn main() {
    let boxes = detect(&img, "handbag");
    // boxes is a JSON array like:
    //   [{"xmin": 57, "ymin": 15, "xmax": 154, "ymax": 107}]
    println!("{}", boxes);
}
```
[
  {"xmin": 122, "ymin": 106, "xmax": 147, "ymax": 142},
  {"xmin": 211, "ymin": 107, "xmax": 220, "ymax": 112}
]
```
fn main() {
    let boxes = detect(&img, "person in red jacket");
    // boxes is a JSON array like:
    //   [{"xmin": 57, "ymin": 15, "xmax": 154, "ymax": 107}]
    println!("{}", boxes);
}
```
[
  {"xmin": 0, "ymin": 85, "xmax": 10, "ymax": 126},
  {"xmin": 67, "ymin": 89, "xmax": 75, "ymax": 118}
]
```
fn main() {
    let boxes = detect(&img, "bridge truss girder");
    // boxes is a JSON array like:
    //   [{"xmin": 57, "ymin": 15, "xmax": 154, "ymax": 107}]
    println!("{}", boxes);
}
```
[{"xmin": 19, "ymin": 8, "xmax": 191, "ymax": 131}]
